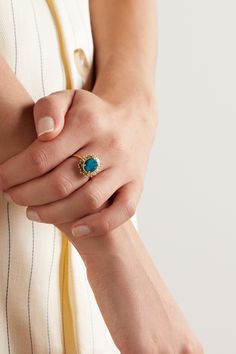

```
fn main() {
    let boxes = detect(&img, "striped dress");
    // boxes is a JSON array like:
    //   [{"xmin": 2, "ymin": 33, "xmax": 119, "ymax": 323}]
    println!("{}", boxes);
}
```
[{"xmin": 0, "ymin": 1, "xmax": 138, "ymax": 353}]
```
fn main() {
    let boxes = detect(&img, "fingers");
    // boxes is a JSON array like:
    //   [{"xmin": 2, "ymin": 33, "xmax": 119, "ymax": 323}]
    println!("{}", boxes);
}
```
[
  {"xmin": 25, "ymin": 167, "xmax": 126, "ymax": 224},
  {"xmin": 3, "ymin": 143, "xmax": 109, "ymax": 206},
  {"xmin": 34, "ymin": 89, "xmax": 75, "ymax": 141},
  {"xmin": 71, "ymin": 181, "xmax": 141, "ymax": 238},
  {"xmin": 3, "ymin": 155, "xmax": 89, "ymax": 206},
  {"xmin": 0, "ymin": 90, "xmax": 111, "ymax": 191},
  {"xmin": 0, "ymin": 113, "xmax": 89, "ymax": 191}
]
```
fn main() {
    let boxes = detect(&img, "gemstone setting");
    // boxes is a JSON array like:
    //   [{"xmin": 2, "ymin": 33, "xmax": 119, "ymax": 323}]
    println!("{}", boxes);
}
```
[
  {"xmin": 84, "ymin": 158, "xmax": 98, "ymax": 172},
  {"xmin": 77, "ymin": 155, "xmax": 101, "ymax": 178}
]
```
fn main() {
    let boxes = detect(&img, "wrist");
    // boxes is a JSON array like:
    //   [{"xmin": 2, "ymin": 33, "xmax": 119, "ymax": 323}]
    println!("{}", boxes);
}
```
[
  {"xmin": 92, "ymin": 55, "xmax": 156, "ymax": 106},
  {"xmin": 81, "ymin": 219, "xmax": 136, "ymax": 270},
  {"xmin": 92, "ymin": 79, "xmax": 158, "ymax": 133},
  {"xmin": 93, "ymin": 77, "xmax": 155, "ymax": 107}
]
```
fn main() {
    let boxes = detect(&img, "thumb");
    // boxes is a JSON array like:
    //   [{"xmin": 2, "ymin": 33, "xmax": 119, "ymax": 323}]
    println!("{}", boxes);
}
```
[{"xmin": 34, "ymin": 89, "xmax": 76, "ymax": 141}]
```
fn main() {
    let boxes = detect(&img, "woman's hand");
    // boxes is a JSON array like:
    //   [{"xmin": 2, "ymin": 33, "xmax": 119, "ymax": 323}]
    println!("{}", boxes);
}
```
[
  {"xmin": 0, "ymin": 88, "xmax": 157, "ymax": 237},
  {"xmin": 0, "ymin": 73, "xmax": 203, "ymax": 354}
]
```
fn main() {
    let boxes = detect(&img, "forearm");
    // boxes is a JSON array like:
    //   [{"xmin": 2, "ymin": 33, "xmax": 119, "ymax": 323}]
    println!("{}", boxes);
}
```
[
  {"xmin": 0, "ymin": 56, "xmax": 36, "ymax": 163},
  {"xmin": 73, "ymin": 220, "xmax": 192, "ymax": 353},
  {"xmin": 89, "ymin": 0, "xmax": 158, "ymax": 104},
  {"xmin": 76, "ymin": 219, "xmax": 178, "ymax": 314}
]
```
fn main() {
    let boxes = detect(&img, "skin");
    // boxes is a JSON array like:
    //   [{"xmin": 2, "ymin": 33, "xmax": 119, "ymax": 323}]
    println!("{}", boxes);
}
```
[
  {"xmin": 0, "ymin": 0, "xmax": 204, "ymax": 352},
  {"xmin": 0, "ymin": 88, "xmax": 157, "ymax": 235},
  {"xmin": 0, "ymin": 66, "xmax": 203, "ymax": 354},
  {"xmin": 0, "ymin": 56, "xmax": 36, "ymax": 162}
]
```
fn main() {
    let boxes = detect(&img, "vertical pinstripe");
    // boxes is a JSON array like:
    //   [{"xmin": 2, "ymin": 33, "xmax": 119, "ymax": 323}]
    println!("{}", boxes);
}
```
[
  {"xmin": 0, "ymin": 1, "xmax": 122, "ymax": 352},
  {"xmin": 46, "ymin": 226, "xmax": 56, "ymax": 354},
  {"xmin": 30, "ymin": 3, "xmax": 57, "ymax": 352},
  {"xmin": 85, "ymin": 279, "xmax": 95, "ymax": 354},
  {"xmin": 27, "ymin": 221, "xmax": 35, "ymax": 354},
  {"xmin": 5, "ymin": 1, "xmax": 18, "ymax": 352},
  {"xmin": 10, "ymin": 0, "xmax": 17, "ymax": 74},
  {"xmin": 29, "ymin": 2, "xmax": 47, "ymax": 352},
  {"xmin": 30, "ymin": 0, "xmax": 46, "ymax": 96},
  {"xmin": 61, "ymin": 238, "xmax": 67, "ymax": 351},
  {"xmin": 5, "ymin": 202, "xmax": 11, "ymax": 354}
]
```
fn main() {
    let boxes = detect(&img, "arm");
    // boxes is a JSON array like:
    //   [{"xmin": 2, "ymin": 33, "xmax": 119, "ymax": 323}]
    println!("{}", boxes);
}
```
[
  {"xmin": 80, "ymin": 3, "xmax": 202, "ymax": 352},
  {"xmin": 90, "ymin": 0, "xmax": 157, "ymax": 105},
  {"xmin": 0, "ymin": 55, "xmax": 36, "ymax": 163},
  {"xmin": 0, "ymin": 55, "xmax": 71, "ymax": 164},
  {"xmin": 58, "ymin": 219, "xmax": 203, "ymax": 354},
  {"xmin": 0, "ymin": 5, "xmax": 203, "ymax": 352}
]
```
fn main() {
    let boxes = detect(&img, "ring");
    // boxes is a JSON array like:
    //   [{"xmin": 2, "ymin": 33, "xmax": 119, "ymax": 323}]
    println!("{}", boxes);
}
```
[{"xmin": 72, "ymin": 153, "xmax": 101, "ymax": 178}]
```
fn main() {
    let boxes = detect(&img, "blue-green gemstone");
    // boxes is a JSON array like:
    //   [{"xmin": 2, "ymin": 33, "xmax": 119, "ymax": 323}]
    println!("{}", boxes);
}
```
[{"xmin": 84, "ymin": 158, "xmax": 98, "ymax": 172}]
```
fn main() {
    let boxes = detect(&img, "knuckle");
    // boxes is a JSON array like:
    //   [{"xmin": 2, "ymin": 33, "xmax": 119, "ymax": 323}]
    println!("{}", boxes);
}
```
[
  {"xmin": 34, "ymin": 95, "xmax": 56, "ymax": 115},
  {"xmin": 33, "ymin": 97, "xmax": 45, "ymax": 113},
  {"xmin": 99, "ymin": 215, "xmax": 110, "ymax": 235},
  {"xmin": 10, "ymin": 189, "xmax": 26, "ymax": 205},
  {"xmin": 181, "ymin": 343, "xmax": 193, "ymax": 354},
  {"xmin": 108, "ymin": 135, "xmax": 125, "ymax": 153},
  {"xmin": 85, "ymin": 110, "xmax": 98, "ymax": 122},
  {"xmin": 36, "ymin": 210, "xmax": 47, "ymax": 223},
  {"xmin": 123, "ymin": 199, "xmax": 136, "ymax": 219},
  {"xmin": 54, "ymin": 175, "xmax": 73, "ymax": 198},
  {"xmin": 34, "ymin": 207, "xmax": 53, "ymax": 223},
  {"xmin": 181, "ymin": 339, "xmax": 204, "ymax": 354},
  {"xmin": 85, "ymin": 188, "xmax": 103, "ymax": 210},
  {"xmin": 29, "ymin": 148, "xmax": 48, "ymax": 174},
  {"xmin": 84, "ymin": 111, "xmax": 106, "ymax": 132}
]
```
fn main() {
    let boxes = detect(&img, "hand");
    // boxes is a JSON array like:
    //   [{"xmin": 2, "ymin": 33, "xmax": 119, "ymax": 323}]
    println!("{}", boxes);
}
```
[{"xmin": 0, "ymin": 88, "xmax": 157, "ymax": 238}]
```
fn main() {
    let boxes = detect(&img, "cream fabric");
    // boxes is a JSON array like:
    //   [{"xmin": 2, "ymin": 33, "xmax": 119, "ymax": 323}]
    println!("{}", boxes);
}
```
[{"xmin": 0, "ymin": 1, "xmax": 139, "ymax": 353}]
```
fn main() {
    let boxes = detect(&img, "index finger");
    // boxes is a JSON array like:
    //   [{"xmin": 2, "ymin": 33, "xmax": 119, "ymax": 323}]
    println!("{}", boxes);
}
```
[{"xmin": 0, "ymin": 121, "xmax": 86, "ymax": 191}]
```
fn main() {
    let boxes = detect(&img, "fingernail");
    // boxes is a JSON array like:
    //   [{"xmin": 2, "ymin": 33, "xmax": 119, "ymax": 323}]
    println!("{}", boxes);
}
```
[
  {"xmin": 37, "ymin": 116, "xmax": 54, "ymax": 136},
  {"xmin": 72, "ymin": 225, "xmax": 91, "ymax": 237},
  {"xmin": 27, "ymin": 209, "xmax": 41, "ymax": 222},
  {"xmin": 2, "ymin": 192, "xmax": 13, "ymax": 203}
]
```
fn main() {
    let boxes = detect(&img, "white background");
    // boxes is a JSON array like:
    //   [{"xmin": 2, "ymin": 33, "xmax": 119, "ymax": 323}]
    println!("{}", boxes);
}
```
[{"xmin": 137, "ymin": 1, "xmax": 236, "ymax": 353}]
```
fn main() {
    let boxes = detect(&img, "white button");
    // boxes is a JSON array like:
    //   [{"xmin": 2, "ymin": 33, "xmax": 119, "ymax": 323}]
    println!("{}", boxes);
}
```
[{"xmin": 74, "ymin": 48, "xmax": 90, "ymax": 78}]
